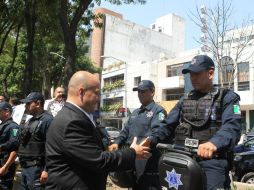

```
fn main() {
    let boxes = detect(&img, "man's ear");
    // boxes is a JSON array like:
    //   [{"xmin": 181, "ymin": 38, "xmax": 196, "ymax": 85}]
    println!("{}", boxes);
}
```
[
  {"xmin": 79, "ymin": 87, "xmax": 85, "ymax": 99},
  {"xmin": 208, "ymin": 69, "xmax": 214, "ymax": 79}
]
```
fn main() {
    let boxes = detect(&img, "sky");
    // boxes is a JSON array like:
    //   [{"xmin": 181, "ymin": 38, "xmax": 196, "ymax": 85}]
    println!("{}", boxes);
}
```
[{"xmin": 98, "ymin": 0, "xmax": 254, "ymax": 50}]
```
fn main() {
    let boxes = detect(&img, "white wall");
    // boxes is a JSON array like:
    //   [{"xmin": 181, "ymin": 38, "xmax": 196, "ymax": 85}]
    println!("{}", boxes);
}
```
[
  {"xmin": 125, "ymin": 61, "xmax": 158, "ymax": 110},
  {"xmin": 103, "ymin": 14, "xmax": 182, "ymax": 64}
]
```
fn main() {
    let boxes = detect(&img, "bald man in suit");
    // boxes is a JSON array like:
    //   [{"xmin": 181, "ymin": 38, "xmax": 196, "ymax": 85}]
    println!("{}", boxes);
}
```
[{"xmin": 46, "ymin": 71, "xmax": 150, "ymax": 190}]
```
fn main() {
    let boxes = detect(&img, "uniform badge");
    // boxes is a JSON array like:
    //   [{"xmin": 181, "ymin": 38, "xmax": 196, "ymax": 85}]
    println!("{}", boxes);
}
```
[
  {"xmin": 146, "ymin": 111, "xmax": 153, "ymax": 118},
  {"xmin": 164, "ymin": 169, "xmax": 183, "ymax": 190},
  {"xmin": 12, "ymin": 129, "xmax": 18, "ymax": 137},
  {"xmin": 233, "ymin": 105, "xmax": 241, "ymax": 114},
  {"xmin": 158, "ymin": 112, "xmax": 165, "ymax": 121}
]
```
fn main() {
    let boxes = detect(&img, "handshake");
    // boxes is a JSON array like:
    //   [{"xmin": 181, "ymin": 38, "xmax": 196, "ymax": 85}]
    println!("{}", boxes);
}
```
[{"xmin": 108, "ymin": 137, "xmax": 151, "ymax": 160}]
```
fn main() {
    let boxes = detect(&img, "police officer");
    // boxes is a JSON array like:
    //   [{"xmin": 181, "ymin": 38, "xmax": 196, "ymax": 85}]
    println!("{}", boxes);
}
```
[
  {"xmin": 18, "ymin": 92, "xmax": 53, "ymax": 190},
  {"xmin": 0, "ymin": 102, "xmax": 19, "ymax": 189},
  {"xmin": 145, "ymin": 55, "xmax": 241, "ymax": 190},
  {"xmin": 109, "ymin": 80, "xmax": 167, "ymax": 190}
]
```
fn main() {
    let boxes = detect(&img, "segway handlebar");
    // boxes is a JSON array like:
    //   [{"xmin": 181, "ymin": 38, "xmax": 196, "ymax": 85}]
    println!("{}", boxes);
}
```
[{"xmin": 156, "ymin": 143, "xmax": 197, "ymax": 156}]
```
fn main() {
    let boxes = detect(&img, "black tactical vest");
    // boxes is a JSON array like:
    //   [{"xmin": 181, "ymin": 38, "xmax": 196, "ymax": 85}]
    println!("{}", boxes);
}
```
[
  {"xmin": 175, "ymin": 88, "xmax": 227, "ymax": 145},
  {"xmin": 18, "ymin": 118, "xmax": 45, "ymax": 159}
]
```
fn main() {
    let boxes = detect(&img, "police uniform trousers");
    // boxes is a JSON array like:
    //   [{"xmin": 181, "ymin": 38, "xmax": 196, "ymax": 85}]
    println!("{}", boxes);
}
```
[
  {"xmin": 199, "ymin": 159, "xmax": 231, "ymax": 190},
  {"xmin": 20, "ymin": 165, "xmax": 45, "ymax": 190},
  {"xmin": 0, "ymin": 163, "xmax": 16, "ymax": 190}
]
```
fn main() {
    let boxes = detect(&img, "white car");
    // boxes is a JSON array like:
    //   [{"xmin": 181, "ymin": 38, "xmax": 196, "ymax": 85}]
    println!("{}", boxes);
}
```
[{"xmin": 105, "ymin": 127, "xmax": 120, "ymax": 139}]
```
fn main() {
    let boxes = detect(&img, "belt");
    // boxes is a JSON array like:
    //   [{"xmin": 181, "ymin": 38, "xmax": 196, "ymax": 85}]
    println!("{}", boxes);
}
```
[
  {"xmin": 144, "ymin": 172, "xmax": 159, "ymax": 176},
  {"xmin": 20, "ymin": 160, "xmax": 43, "ymax": 168},
  {"xmin": 134, "ymin": 171, "xmax": 159, "ymax": 176}
]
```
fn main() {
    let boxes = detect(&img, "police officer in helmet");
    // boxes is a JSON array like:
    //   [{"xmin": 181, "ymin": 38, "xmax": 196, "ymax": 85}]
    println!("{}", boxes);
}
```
[
  {"xmin": 0, "ymin": 102, "xmax": 19, "ymax": 189},
  {"xmin": 109, "ymin": 80, "xmax": 167, "ymax": 190},
  {"xmin": 18, "ymin": 92, "xmax": 53, "ymax": 189},
  {"xmin": 144, "ymin": 55, "xmax": 241, "ymax": 190}
]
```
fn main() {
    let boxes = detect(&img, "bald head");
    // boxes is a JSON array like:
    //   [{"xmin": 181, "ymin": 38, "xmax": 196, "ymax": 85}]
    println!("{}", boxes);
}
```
[
  {"xmin": 68, "ymin": 71, "xmax": 99, "ymax": 95},
  {"xmin": 67, "ymin": 71, "xmax": 100, "ymax": 113}
]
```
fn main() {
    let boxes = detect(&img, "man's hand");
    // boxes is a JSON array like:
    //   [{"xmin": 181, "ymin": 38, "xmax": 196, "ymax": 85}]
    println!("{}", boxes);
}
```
[
  {"xmin": 108, "ymin": 143, "xmax": 119, "ymax": 151},
  {"xmin": 40, "ymin": 171, "xmax": 48, "ymax": 184},
  {"xmin": 197, "ymin": 141, "xmax": 217, "ymax": 159},
  {"xmin": 139, "ymin": 137, "xmax": 151, "ymax": 148},
  {"xmin": 0, "ymin": 165, "xmax": 8, "ymax": 176},
  {"xmin": 130, "ymin": 137, "xmax": 151, "ymax": 160}
]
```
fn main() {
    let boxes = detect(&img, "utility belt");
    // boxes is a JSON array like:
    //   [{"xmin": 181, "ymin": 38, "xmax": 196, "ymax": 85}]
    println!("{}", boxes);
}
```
[
  {"xmin": 20, "ymin": 159, "xmax": 44, "ymax": 168},
  {"xmin": 138, "ymin": 172, "xmax": 159, "ymax": 176}
]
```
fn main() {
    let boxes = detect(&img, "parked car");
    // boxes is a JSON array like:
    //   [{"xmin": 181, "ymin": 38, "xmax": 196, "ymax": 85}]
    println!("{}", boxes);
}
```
[
  {"xmin": 232, "ymin": 150, "xmax": 254, "ymax": 184},
  {"xmin": 247, "ymin": 131, "xmax": 254, "ymax": 140},
  {"xmin": 105, "ymin": 127, "xmax": 120, "ymax": 140},
  {"xmin": 234, "ymin": 137, "xmax": 254, "ymax": 153}
]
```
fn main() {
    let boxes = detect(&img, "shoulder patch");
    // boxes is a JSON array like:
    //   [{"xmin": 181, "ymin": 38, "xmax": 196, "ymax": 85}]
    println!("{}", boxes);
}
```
[
  {"xmin": 12, "ymin": 128, "xmax": 18, "ymax": 137},
  {"xmin": 158, "ymin": 112, "xmax": 165, "ymax": 121},
  {"xmin": 233, "ymin": 105, "xmax": 241, "ymax": 114}
]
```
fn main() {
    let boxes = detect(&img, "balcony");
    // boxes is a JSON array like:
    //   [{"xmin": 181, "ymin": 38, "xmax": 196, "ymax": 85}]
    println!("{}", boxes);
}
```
[
  {"xmin": 101, "ymin": 88, "xmax": 125, "ymax": 99},
  {"xmin": 101, "ymin": 80, "xmax": 125, "ymax": 99},
  {"xmin": 158, "ymin": 76, "xmax": 184, "ymax": 89}
]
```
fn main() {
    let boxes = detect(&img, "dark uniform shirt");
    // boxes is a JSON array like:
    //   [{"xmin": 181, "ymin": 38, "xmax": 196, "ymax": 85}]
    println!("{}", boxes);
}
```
[
  {"xmin": 0, "ymin": 119, "xmax": 19, "ymax": 159},
  {"xmin": 114, "ymin": 101, "xmax": 167, "ymax": 174},
  {"xmin": 18, "ymin": 111, "xmax": 53, "ymax": 163},
  {"xmin": 115, "ymin": 101, "xmax": 166, "ymax": 146},
  {"xmin": 150, "ymin": 89, "xmax": 241, "ymax": 151}
]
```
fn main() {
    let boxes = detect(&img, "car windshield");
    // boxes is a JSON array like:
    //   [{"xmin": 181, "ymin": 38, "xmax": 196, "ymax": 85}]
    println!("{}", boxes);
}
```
[
  {"xmin": 245, "ymin": 138, "xmax": 254, "ymax": 148},
  {"xmin": 106, "ymin": 127, "xmax": 120, "ymax": 131}
]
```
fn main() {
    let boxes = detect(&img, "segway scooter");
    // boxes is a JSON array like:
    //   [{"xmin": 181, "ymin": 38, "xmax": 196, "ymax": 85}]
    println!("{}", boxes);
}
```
[{"xmin": 157, "ymin": 141, "xmax": 206, "ymax": 190}]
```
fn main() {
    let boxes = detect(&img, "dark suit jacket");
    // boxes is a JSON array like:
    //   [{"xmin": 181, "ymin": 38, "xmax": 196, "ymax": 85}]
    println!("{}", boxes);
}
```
[{"xmin": 46, "ymin": 102, "xmax": 136, "ymax": 190}]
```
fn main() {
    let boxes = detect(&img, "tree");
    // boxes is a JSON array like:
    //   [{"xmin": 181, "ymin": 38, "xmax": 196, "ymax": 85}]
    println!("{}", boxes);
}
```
[
  {"xmin": 0, "ymin": 0, "xmax": 146, "ymax": 97},
  {"xmin": 190, "ymin": 0, "xmax": 254, "ymax": 88}
]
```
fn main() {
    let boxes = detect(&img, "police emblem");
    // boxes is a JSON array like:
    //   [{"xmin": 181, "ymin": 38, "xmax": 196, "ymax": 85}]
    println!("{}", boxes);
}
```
[
  {"xmin": 146, "ymin": 111, "xmax": 153, "ymax": 118},
  {"xmin": 164, "ymin": 169, "xmax": 183, "ymax": 190}
]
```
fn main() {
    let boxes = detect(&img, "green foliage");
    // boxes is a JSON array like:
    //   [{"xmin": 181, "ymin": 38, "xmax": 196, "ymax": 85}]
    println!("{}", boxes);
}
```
[
  {"xmin": 103, "ymin": 0, "xmax": 146, "ymax": 5},
  {"xmin": 100, "ymin": 102, "xmax": 122, "ymax": 112},
  {"xmin": 102, "ymin": 80, "xmax": 125, "ymax": 92}
]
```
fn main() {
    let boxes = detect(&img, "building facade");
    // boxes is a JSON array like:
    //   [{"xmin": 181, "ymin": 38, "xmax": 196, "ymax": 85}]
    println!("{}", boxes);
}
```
[{"xmin": 90, "ymin": 8, "xmax": 186, "ymax": 128}]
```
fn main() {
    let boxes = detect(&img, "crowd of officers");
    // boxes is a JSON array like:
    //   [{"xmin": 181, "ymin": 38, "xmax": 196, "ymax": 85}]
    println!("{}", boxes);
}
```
[
  {"xmin": 0, "ymin": 88, "xmax": 65, "ymax": 189},
  {"xmin": 0, "ymin": 54, "xmax": 242, "ymax": 190}
]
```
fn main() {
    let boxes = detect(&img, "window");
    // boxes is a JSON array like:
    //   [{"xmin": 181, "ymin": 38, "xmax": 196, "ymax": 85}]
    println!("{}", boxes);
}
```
[
  {"xmin": 218, "ymin": 56, "xmax": 234, "ymax": 89},
  {"xmin": 152, "ymin": 24, "xmax": 155, "ymax": 29},
  {"xmin": 165, "ymin": 89, "xmax": 184, "ymax": 101},
  {"xmin": 167, "ymin": 64, "xmax": 183, "ymax": 77},
  {"xmin": 158, "ymin": 27, "xmax": 162, "ymax": 32},
  {"xmin": 134, "ymin": 76, "xmax": 141, "ymax": 86},
  {"xmin": 237, "ymin": 62, "xmax": 249, "ymax": 91}
]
